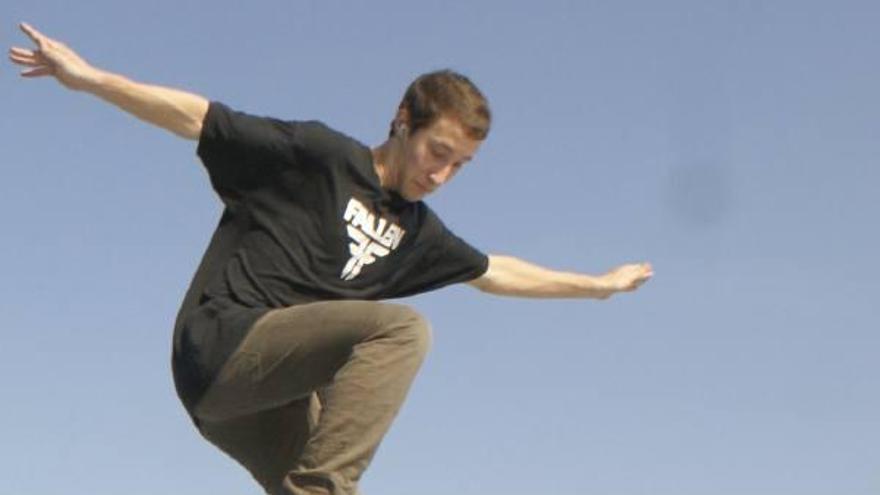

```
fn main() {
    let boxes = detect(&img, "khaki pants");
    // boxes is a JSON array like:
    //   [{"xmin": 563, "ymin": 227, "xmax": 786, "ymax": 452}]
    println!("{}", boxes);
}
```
[{"xmin": 193, "ymin": 300, "xmax": 432, "ymax": 495}]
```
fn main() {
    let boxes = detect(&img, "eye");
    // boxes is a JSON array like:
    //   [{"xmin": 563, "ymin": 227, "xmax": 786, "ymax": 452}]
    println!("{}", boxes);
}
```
[{"xmin": 431, "ymin": 147, "xmax": 449, "ymax": 160}]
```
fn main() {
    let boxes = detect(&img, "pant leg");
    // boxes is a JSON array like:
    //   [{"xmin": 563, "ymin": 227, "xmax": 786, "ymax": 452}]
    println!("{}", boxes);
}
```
[
  {"xmin": 193, "ymin": 300, "xmax": 432, "ymax": 495},
  {"xmin": 197, "ymin": 393, "xmax": 321, "ymax": 492}
]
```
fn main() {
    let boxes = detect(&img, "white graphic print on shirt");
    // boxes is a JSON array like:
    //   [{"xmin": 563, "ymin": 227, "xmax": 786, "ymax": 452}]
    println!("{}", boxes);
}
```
[{"xmin": 341, "ymin": 197, "xmax": 406, "ymax": 281}]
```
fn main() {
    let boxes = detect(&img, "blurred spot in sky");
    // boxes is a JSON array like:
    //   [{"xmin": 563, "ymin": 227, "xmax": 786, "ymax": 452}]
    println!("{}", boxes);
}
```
[{"xmin": 663, "ymin": 160, "xmax": 730, "ymax": 230}]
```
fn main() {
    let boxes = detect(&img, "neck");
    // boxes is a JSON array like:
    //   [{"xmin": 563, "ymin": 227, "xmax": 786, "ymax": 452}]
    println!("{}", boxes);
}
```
[{"xmin": 371, "ymin": 139, "xmax": 403, "ymax": 191}]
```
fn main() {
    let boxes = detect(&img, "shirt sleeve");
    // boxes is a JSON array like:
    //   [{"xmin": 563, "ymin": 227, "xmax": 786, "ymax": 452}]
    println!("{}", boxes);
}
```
[
  {"xmin": 435, "ymin": 226, "xmax": 490, "ymax": 283},
  {"xmin": 196, "ymin": 101, "xmax": 306, "ymax": 201},
  {"xmin": 399, "ymin": 208, "xmax": 489, "ymax": 296}
]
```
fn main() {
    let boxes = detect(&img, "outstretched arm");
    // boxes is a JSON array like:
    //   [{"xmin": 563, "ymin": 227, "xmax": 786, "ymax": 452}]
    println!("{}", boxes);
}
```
[
  {"xmin": 468, "ymin": 255, "xmax": 653, "ymax": 300},
  {"xmin": 8, "ymin": 22, "xmax": 208, "ymax": 140}
]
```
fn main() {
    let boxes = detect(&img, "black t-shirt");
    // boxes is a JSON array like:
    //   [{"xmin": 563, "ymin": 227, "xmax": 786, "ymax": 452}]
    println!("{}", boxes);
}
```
[{"xmin": 172, "ymin": 101, "xmax": 489, "ymax": 411}]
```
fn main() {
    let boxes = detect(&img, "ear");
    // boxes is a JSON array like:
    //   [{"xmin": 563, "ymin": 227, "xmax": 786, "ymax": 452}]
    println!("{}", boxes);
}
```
[{"xmin": 394, "ymin": 106, "xmax": 411, "ymax": 131}]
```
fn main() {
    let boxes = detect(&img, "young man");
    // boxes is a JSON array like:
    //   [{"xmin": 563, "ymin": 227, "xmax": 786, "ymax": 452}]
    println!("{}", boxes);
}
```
[{"xmin": 10, "ymin": 22, "xmax": 654, "ymax": 495}]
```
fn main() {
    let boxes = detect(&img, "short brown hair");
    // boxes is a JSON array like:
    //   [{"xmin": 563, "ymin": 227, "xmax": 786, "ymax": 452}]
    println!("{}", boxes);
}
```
[{"xmin": 390, "ymin": 69, "xmax": 491, "ymax": 141}]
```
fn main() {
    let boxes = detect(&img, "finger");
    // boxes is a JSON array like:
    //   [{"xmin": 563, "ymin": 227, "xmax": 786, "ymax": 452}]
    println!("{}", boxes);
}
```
[
  {"xmin": 21, "ymin": 66, "xmax": 53, "ymax": 78},
  {"xmin": 9, "ymin": 54, "xmax": 39, "ymax": 67},
  {"xmin": 10, "ymin": 48, "xmax": 50, "ymax": 67},
  {"xmin": 10, "ymin": 46, "xmax": 37, "ymax": 57},
  {"xmin": 19, "ymin": 22, "xmax": 48, "ymax": 49},
  {"xmin": 8, "ymin": 51, "xmax": 40, "ymax": 64}
]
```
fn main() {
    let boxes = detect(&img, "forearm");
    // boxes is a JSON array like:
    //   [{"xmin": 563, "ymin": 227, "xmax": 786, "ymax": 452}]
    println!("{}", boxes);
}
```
[
  {"xmin": 83, "ymin": 69, "xmax": 209, "ymax": 140},
  {"xmin": 12, "ymin": 23, "xmax": 209, "ymax": 140},
  {"xmin": 471, "ymin": 255, "xmax": 609, "ymax": 299}
]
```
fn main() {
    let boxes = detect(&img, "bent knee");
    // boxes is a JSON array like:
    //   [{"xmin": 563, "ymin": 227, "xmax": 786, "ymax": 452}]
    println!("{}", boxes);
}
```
[{"xmin": 378, "ymin": 303, "xmax": 433, "ymax": 356}]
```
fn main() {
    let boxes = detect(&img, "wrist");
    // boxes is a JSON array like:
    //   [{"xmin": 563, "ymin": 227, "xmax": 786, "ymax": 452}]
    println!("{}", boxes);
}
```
[
  {"xmin": 585, "ymin": 274, "xmax": 615, "ymax": 299},
  {"xmin": 79, "ymin": 67, "xmax": 113, "ymax": 93}
]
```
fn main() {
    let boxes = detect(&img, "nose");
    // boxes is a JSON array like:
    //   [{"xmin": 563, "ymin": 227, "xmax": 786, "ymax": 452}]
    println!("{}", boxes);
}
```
[{"xmin": 428, "ymin": 162, "xmax": 455, "ymax": 186}]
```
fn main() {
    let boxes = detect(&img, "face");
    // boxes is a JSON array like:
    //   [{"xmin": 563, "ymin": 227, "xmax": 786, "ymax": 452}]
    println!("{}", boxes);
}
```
[{"xmin": 394, "ymin": 115, "xmax": 482, "ymax": 201}]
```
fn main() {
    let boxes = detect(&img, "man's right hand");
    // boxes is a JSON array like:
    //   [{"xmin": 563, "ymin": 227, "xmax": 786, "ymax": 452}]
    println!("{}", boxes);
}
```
[{"xmin": 9, "ymin": 22, "xmax": 103, "ymax": 92}]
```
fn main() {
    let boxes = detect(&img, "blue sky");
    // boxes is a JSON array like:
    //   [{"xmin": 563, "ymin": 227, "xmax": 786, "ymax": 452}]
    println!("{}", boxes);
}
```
[{"xmin": 2, "ymin": 1, "xmax": 878, "ymax": 494}]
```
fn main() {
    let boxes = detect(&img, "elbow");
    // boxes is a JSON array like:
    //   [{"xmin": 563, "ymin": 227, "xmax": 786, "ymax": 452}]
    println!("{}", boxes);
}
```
[
  {"xmin": 468, "ymin": 274, "xmax": 498, "ymax": 294},
  {"xmin": 173, "ymin": 120, "xmax": 202, "ymax": 141},
  {"xmin": 179, "ymin": 113, "xmax": 205, "ymax": 140},
  {"xmin": 178, "ymin": 99, "xmax": 210, "ymax": 140}
]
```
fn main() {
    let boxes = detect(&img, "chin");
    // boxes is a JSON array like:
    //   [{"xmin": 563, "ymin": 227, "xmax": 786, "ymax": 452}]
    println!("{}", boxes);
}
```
[{"xmin": 400, "ymin": 185, "xmax": 427, "ymax": 202}]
